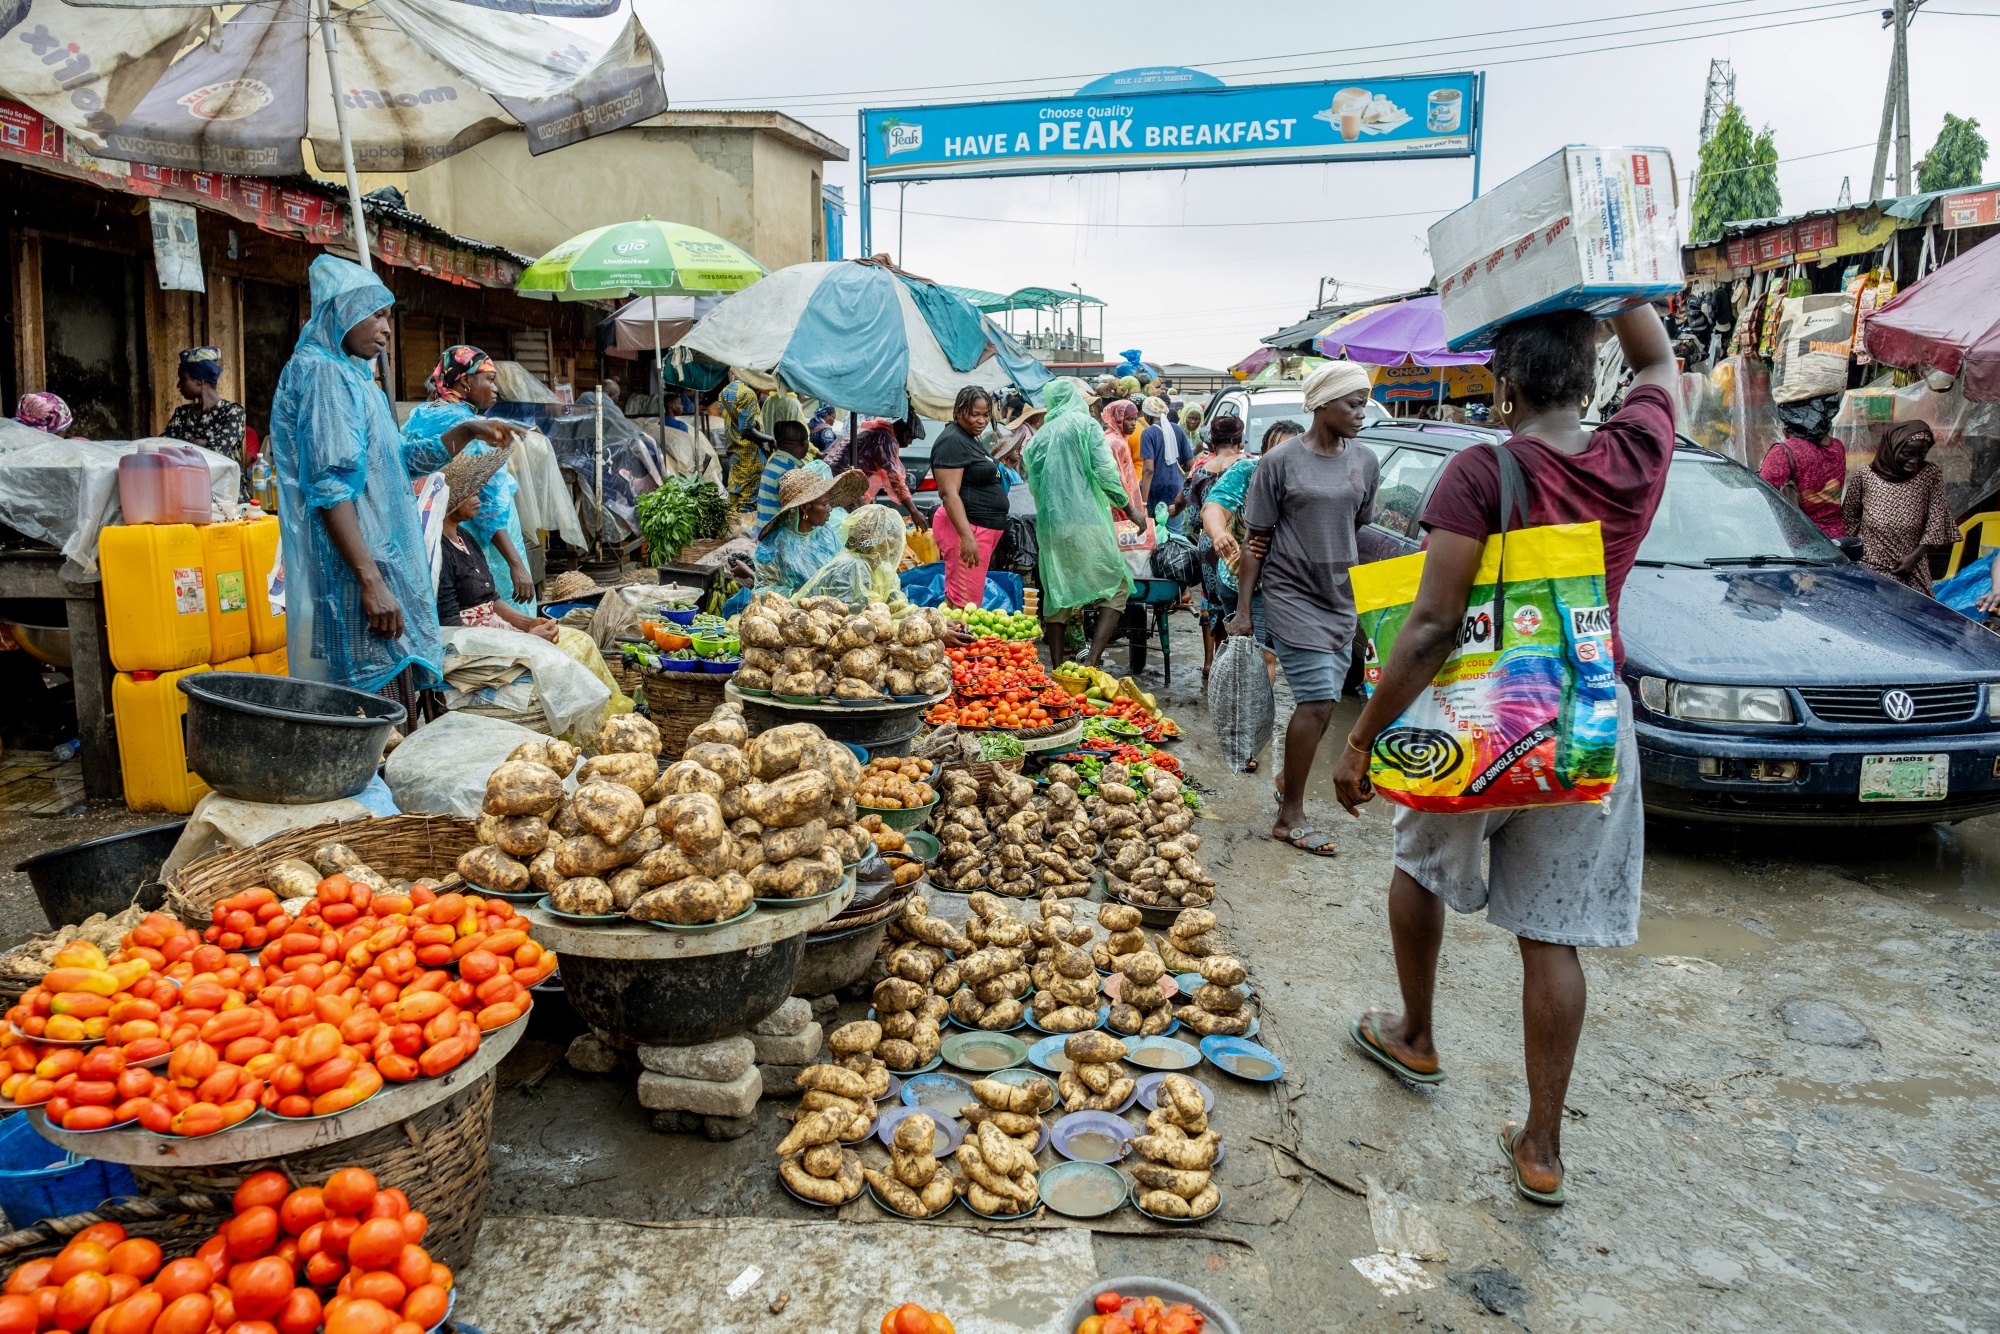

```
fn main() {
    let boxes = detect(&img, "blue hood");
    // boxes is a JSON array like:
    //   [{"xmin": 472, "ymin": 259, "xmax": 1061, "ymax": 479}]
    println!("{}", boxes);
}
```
[{"xmin": 1622, "ymin": 564, "xmax": 2000, "ymax": 685}]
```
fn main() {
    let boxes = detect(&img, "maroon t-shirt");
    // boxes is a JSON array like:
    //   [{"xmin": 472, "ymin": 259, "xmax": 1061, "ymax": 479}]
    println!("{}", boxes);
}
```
[{"xmin": 1419, "ymin": 384, "xmax": 1677, "ymax": 667}]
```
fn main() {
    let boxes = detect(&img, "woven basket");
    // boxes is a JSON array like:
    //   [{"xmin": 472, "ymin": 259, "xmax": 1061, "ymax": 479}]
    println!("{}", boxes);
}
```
[
  {"xmin": 166, "ymin": 815, "xmax": 480, "ymax": 929},
  {"xmin": 0, "ymin": 1194, "xmax": 229, "ymax": 1266},
  {"xmin": 131, "ymin": 1074, "xmax": 497, "ymax": 1269},
  {"xmin": 639, "ymin": 667, "xmax": 730, "ymax": 759}
]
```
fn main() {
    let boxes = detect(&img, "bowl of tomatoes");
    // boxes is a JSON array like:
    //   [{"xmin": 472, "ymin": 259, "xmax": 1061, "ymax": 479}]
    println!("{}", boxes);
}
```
[{"xmin": 1063, "ymin": 1279, "xmax": 1238, "ymax": 1334}]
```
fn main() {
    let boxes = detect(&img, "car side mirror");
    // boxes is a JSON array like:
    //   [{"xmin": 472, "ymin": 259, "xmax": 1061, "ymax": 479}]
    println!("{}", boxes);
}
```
[{"xmin": 1835, "ymin": 536, "xmax": 1864, "ymax": 561}]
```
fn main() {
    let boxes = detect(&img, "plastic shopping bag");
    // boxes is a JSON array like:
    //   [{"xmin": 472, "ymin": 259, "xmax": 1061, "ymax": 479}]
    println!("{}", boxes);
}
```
[
  {"xmin": 1351, "ymin": 517, "xmax": 1620, "ymax": 812},
  {"xmin": 1207, "ymin": 633, "xmax": 1274, "ymax": 773}
]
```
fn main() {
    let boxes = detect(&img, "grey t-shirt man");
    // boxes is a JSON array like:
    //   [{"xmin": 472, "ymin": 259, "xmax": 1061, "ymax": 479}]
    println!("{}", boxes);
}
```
[{"xmin": 1240, "ymin": 439, "xmax": 1380, "ymax": 653}]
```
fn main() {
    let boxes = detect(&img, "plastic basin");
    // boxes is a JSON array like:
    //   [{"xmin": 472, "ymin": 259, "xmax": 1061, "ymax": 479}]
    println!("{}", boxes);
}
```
[
  {"xmin": 178, "ymin": 671, "xmax": 404, "ymax": 804},
  {"xmin": 0, "ymin": 1115, "xmax": 136, "ymax": 1229},
  {"xmin": 1061, "ymin": 1278, "xmax": 1240, "ymax": 1334},
  {"xmin": 13, "ymin": 822, "xmax": 181, "ymax": 928}
]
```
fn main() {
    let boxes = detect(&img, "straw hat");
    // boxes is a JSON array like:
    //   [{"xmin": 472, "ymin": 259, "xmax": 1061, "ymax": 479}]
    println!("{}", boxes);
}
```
[
  {"xmin": 759, "ymin": 467, "xmax": 867, "ymax": 540},
  {"xmin": 999, "ymin": 400, "xmax": 1046, "ymax": 431},
  {"xmin": 545, "ymin": 570, "xmax": 606, "ymax": 602},
  {"xmin": 441, "ymin": 445, "xmax": 511, "ymax": 512}
]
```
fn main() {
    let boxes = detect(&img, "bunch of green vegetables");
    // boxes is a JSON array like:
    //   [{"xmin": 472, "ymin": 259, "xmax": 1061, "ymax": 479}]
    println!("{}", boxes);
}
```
[
  {"xmin": 976, "ymin": 732, "xmax": 1026, "ymax": 760},
  {"xmin": 636, "ymin": 476, "xmax": 729, "ymax": 562}
]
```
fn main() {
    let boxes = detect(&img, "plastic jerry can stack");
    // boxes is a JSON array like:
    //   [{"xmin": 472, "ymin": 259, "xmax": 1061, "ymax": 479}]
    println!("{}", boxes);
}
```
[
  {"xmin": 100, "ymin": 524, "xmax": 210, "ymax": 673},
  {"xmin": 110, "ymin": 665, "xmax": 211, "ymax": 814},
  {"xmin": 252, "ymin": 647, "xmax": 288, "ymax": 675},
  {"xmin": 201, "ymin": 520, "xmax": 253, "ymax": 665},
  {"xmin": 241, "ymin": 514, "xmax": 286, "ymax": 655}
]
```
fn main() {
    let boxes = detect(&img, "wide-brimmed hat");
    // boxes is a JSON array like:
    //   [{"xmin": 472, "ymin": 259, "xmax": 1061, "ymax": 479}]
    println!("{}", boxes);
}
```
[
  {"xmin": 999, "ymin": 400, "xmax": 1046, "ymax": 431},
  {"xmin": 759, "ymin": 466, "xmax": 867, "ymax": 540},
  {"xmin": 441, "ymin": 445, "xmax": 511, "ymax": 512}
]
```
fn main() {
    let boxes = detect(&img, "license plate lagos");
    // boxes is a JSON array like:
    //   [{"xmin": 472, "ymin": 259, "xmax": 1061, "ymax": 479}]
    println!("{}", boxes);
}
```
[{"xmin": 1859, "ymin": 753, "xmax": 1949, "ymax": 802}]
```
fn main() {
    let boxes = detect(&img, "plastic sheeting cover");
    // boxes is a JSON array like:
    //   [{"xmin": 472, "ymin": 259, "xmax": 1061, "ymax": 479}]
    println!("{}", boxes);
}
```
[
  {"xmin": 438, "ymin": 624, "xmax": 610, "ymax": 738},
  {"xmin": 383, "ymin": 711, "xmax": 551, "ymax": 817},
  {"xmin": 0, "ymin": 423, "xmax": 242, "ymax": 581}
]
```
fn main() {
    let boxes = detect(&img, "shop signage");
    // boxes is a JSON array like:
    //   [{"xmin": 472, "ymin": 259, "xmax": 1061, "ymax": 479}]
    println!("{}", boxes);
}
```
[
  {"xmin": 1942, "ymin": 188, "xmax": 1998, "ymax": 230},
  {"xmin": 861, "ymin": 73, "xmax": 1477, "ymax": 183}
]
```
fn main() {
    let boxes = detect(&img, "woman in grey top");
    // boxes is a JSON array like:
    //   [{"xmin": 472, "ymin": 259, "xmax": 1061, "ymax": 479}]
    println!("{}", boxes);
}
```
[{"xmin": 1226, "ymin": 361, "xmax": 1379, "ymax": 856}]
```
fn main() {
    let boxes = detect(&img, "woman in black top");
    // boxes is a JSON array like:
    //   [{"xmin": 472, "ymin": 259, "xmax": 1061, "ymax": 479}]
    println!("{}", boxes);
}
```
[
  {"xmin": 434, "ymin": 448, "xmax": 561, "ymax": 641},
  {"xmin": 930, "ymin": 386, "xmax": 1011, "ymax": 609}
]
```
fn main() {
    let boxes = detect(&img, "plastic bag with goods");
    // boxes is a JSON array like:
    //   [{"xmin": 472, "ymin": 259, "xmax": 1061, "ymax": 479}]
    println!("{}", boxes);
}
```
[{"xmin": 1206, "ymin": 634, "xmax": 1273, "ymax": 773}]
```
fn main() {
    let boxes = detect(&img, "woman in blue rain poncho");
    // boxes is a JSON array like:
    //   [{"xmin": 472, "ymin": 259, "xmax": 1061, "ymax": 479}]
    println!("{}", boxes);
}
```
[
  {"xmin": 1023, "ymin": 377, "xmax": 1140, "ymax": 666},
  {"xmin": 401, "ymin": 345, "xmax": 537, "ymax": 615},
  {"xmin": 270, "ymin": 256, "xmax": 512, "ymax": 711},
  {"xmin": 795, "ymin": 503, "xmax": 909, "ymax": 612},
  {"xmin": 721, "ymin": 463, "xmax": 866, "ymax": 614}
]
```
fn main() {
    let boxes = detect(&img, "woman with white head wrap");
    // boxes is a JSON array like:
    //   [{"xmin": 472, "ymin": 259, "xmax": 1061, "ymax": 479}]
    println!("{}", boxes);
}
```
[{"xmin": 1223, "ymin": 357, "xmax": 1380, "ymax": 857}]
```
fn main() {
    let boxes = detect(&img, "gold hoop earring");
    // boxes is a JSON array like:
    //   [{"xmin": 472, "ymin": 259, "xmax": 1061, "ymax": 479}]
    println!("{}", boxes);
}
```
[{"xmin": 1501, "ymin": 400, "xmax": 1514, "ymax": 416}]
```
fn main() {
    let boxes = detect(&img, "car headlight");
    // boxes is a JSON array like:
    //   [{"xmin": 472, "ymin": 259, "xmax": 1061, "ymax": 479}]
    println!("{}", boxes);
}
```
[
  {"xmin": 1989, "ymin": 685, "xmax": 2000, "ymax": 721},
  {"xmin": 1667, "ymin": 682, "xmax": 1794, "ymax": 723}
]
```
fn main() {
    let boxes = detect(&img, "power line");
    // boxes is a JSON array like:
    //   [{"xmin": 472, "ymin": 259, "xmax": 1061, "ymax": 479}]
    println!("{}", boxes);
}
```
[
  {"xmin": 673, "ymin": 0, "xmax": 1819, "ymax": 109},
  {"xmin": 678, "ymin": 3, "xmax": 1879, "ymax": 114}
]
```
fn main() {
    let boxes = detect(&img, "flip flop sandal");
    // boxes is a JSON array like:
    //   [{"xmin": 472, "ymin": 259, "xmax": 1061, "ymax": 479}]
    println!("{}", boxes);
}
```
[
  {"xmin": 1349, "ymin": 1009, "xmax": 1443, "ymax": 1085},
  {"xmin": 1498, "ymin": 1124, "xmax": 1566, "ymax": 1207},
  {"xmin": 1280, "ymin": 827, "xmax": 1339, "ymax": 857}
]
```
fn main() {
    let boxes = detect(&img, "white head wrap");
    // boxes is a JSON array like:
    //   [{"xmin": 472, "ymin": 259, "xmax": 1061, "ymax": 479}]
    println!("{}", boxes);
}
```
[{"xmin": 1302, "ymin": 361, "xmax": 1372, "ymax": 411}]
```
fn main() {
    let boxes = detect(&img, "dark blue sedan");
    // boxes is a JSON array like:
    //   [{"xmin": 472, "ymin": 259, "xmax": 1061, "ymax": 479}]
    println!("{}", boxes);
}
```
[{"xmin": 1354, "ymin": 422, "xmax": 2000, "ymax": 827}]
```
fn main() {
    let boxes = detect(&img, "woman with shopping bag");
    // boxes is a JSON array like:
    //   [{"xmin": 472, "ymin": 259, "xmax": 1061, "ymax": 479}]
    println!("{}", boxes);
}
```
[{"xmin": 1331, "ymin": 303, "xmax": 1678, "ymax": 1212}]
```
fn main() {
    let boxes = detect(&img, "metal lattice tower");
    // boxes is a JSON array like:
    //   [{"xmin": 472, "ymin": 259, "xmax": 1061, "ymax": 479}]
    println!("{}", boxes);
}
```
[{"xmin": 1700, "ymin": 59, "xmax": 1736, "ymax": 145}]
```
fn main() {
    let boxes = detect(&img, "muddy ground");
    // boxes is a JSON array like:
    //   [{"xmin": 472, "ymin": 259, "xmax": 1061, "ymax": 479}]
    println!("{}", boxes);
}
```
[{"xmin": 1, "ymin": 617, "xmax": 1996, "ymax": 1331}]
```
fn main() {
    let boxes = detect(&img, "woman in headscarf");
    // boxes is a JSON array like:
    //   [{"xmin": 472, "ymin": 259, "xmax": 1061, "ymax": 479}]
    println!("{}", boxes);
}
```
[
  {"xmin": 401, "ymin": 345, "xmax": 537, "ymax": 616},
  {"xmin": 1024, "ymin": 378, "xmax": 1140, "ymax": 668},
  {"xmin": 808, "ymin": 405, "xmax": 842, "ymax": 457},
  {"xmin": 723, "ymin": 463, "xmax": 868, "ymax": 609},
  {"xmin": 719, "ymin": 379, "xmax": 771, "ymax": 510},
  {"xmin": 796, "ymin": 504, "xmax": 909, "ymax": 612},
  {"xmin": 270, "ymin": 256, "xmax": 508, "ymax": 713},
  {"xmin": 162, "ymin": 347, "xmax": 248, "ymax": 470},
  {"xmin": 1177, "ymin": 414, "xmax": 1247, "ymax": 685},
  {"xmin": 827, "ymin": 417, "xmax": 917, "ymax": 513},
  {"xmin": 1758, "ymin": 393, "xmax": 1846, "ymax": 539},
  {"xmin": 1842, "ymin": 421, "xmax": 1956, "ymax": 593},
  {"xmin": 12, "ymin": 393, "xmax": 75, "ymax": 437},
  {"xmin": 1099, "ymin": 398, "xmax": 1154, "ymax": 554}
]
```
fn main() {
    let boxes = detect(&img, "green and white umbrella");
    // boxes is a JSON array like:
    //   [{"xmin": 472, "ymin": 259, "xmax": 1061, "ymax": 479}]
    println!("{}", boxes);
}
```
[{"xmin": 518, "ymin": 218, "xmax": 766, "ymax": 300}]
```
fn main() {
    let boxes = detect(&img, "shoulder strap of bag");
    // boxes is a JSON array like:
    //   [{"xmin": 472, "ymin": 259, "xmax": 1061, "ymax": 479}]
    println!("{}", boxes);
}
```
[{"xmin": 1490, "ymin": 441, "xmax": 1532, "ymax": 651}]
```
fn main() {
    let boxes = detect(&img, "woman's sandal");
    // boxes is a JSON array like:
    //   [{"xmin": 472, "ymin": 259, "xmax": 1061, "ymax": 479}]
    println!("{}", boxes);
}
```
[
  {"xmin": 1498, "ymin": 1123, "xmax": 1566, "ymax": 1206},
  {"xmin": 1349, "ymin": 1009, "xmax": 1444, "ymax": 1085}
]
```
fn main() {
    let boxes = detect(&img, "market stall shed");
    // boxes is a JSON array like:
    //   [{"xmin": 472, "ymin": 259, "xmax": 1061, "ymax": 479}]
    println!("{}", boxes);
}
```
[{"xmin": 1864, "ymin": 229, "xmax": 2000, "ymax": 399}]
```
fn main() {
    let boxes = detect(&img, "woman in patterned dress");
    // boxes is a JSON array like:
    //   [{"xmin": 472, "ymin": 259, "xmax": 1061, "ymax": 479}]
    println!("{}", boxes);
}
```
[
  {"xmin": 1841, "ymin": 421, "xmax": 1956, "ymax": 594},
  {"xmin": 162, "ymin": 346, "xmax": 248, "ymax": 471}
]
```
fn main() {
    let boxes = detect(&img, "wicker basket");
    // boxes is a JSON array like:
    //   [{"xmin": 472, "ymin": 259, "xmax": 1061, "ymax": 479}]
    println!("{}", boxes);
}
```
[
  {"xmin": 166, "ymin": 815, "xmax": 480, "ymax": 929},
  {"xmin": 638, "ymin": 666, "xmax": 731, "ymax": 759},
  {"xmin": 0, "ymin": 1194, "xmax": 229, "ymax": 1266},
  {"xmin": 130, "ymin": 1074, "xmax": 497, "ymax": 1269}
]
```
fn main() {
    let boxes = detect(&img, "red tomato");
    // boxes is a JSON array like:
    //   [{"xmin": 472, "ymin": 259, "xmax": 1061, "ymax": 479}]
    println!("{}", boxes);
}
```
[
  {"xmin": 273, "ymin": 1287, "xmax": 322, "ymax": 1334},
  {"xmin": 50, "ymin": 1271, "xmax": 108, "ymax": 1332},
  {"xmin": 98, "ymin": 1291, "xmax": 161, "ymax": 1334},
  {"xmin": 279, "ymin": 1187, "xmax": 326, "ymax": 1236},
  {"xmin": 322, "ymin": 1167, "xmax": 378, "ymax": 1217},
  {"xmin": 103, "ymin": 1239, "xmax": 161, "ymax": 1280},
  {"xmin": 350, "ymin": 1272, "xmax": 405, "ymax": 1310},
  {"xmin": 233, "ymin": 1170, "xmax": 290, "ymax": 1214},
  {"xmin": 397, "ymin": 1285, "xmax": 449, "ymax": 1331},
  {"xmin": 365, "ymin": 1189, "xmax": 409, "ymax": 1221},
  {"xmin": 0, "ymin": 1266, "xmax": 45, "ymax": 1300},
  {"xmin": 322, "ymin": 1297, "xmax": 399, "ymax": 1334},
  {"xmin": 152, "ymin": 1292, "xmax": 213, "ymax": 1334},
  {"xmin": 228, "ymin": 1257, "xmax": 294, "ymax": 1322},
  {"xmin": 47, "ymin": 1242, "xmax": 108, "ymax": 1285},
  {"xmin": 151, "ymin": 1258, "xmax": 214, "ymax": 1304},
  {"xmin": 0, "ymin": 1294, "xmax": 35, "ymax": 1334},
  {"xmin": 225, "ymin": 1206, "xmax": 280, "ymax": 1260}
]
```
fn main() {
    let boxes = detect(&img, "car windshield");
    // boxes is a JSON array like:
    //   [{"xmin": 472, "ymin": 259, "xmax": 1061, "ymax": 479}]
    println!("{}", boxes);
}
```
[
  {"xmin": 1241, "ymin": 399, "xmax": 1304, "ymax": 453},
  {"xmin": 1637, "ymin": 456, "xmax": 1843, "ymax": 566}
]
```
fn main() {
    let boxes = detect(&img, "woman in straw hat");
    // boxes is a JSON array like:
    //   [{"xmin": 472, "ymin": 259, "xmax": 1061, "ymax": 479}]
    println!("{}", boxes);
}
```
[{"xmin": 722, "ymin": 463, "xmax": 868, "ymax": 611}]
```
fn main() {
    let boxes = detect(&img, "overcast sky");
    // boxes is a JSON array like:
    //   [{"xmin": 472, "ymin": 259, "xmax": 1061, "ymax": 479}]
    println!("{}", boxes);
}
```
[{"xmin": 634, "ymin": 0, "xmax": 2000, "ymax": 371}]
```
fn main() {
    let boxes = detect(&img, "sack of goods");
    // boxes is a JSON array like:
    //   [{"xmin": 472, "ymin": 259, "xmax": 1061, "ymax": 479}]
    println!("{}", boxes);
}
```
[{"xmin": 1431, "ymin": 145, "xmax": 1682, "ymax": 351}]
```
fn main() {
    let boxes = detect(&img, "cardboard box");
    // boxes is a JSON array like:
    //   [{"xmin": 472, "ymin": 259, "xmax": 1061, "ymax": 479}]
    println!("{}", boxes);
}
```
[{"xmin": 1432, "ymin": 146, "xmax": 1682, "ymax": 350}]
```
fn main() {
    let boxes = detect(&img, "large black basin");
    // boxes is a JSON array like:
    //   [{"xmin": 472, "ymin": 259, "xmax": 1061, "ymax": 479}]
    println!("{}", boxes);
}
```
[
  {"xmin": 557, "ymin": 937, "xmax": 805, "ymax": 1046},
  {"xmin": 179, "ymin": 672, "xmax": 403, "ymax": 804},
  {"xmin": 13, "ymin": 822, "xmax": 181, "ymax": 927},
  {"xmin": 794, "ymin": 919, "xmax": 890, "ymax": 998},
  {"xmin": 736, "ymin": 696, "xmax": 927, "ymax": 755}
]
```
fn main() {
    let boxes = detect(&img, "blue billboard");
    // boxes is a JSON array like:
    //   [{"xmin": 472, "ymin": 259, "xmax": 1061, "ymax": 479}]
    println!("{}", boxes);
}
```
[{"xmin": 860, "ymin": 73, "xmax": 1477, "ymax": 183}]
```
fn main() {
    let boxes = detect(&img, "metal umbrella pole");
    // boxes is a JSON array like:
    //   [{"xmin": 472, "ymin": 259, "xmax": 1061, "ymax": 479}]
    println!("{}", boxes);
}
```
[
  {"xmin": 313, "ymin": 0, "xmax": 372, "ymax": 276},
  {"xmin": 593, "ymin": 383, "xmax": 605, "ymax": 561}
]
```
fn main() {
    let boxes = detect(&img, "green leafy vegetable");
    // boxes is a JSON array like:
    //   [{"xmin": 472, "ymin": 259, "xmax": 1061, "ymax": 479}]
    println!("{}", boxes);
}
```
[
  {"xmin": 977, "ymin": 733, "xmax": 1026, "ymax": 759},
  {"xmin": 636, "ymin": 476, "xmax": 729, "ymax": 563}
]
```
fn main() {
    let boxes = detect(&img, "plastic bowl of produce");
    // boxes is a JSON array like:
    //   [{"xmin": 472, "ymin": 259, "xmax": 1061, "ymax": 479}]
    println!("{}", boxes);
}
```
[
  {"xmin": 1063, "ymin": 1279, "xmax": 1240, "ymax": 1334},
  {"xmin": 662, "ymin": 607, "xmax": 698, "ymax": 625},
  {"xmin": 691, "ymin": 634, "xmax": 740, "ymax": 656},
  {"xmin": 660, "ymin": 657, "xmax": 701, "ymax": 673},
  {"xmin": 856, "ymin": 798, "xmax": 937, "ymax": 831},
  {"xmin": 698, "ymin": 657, "xmax": 740, "ymax": 675}
]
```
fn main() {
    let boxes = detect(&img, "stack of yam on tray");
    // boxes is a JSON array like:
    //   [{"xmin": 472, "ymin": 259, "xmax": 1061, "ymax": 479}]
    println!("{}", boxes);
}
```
[
  {"xmin": 737, "ymin": 593, "xmax": 951, "ymax": 701},
  {"xmin": 1131, "ymin": 1072, "xmax": 1222, "ymax": 1218},
  {"xmin": 947, "ymin": 894, "xmax": 1031, "ymax": 1031}
]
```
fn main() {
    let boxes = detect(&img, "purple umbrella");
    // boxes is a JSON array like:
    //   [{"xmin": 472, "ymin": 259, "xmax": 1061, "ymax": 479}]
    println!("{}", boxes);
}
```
[{"xmin": 1315, "ymin": 295, "xmax": 1490, "ymax": 367}]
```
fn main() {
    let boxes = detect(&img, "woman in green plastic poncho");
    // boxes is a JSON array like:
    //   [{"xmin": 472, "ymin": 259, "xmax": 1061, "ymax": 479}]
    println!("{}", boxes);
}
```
[
  {"xmin": 1024, "ymin": 377, "xmax": 1139, "ymax": 666},
  {"xmin": 796, "ymin": 504, "xmax": 908, "ymax": 612}
]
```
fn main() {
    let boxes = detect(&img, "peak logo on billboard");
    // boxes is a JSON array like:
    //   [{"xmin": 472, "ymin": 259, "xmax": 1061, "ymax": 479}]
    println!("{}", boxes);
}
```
[{"xmin": 883, "ymin": 121, "xmax": 922, "ymax": 156}]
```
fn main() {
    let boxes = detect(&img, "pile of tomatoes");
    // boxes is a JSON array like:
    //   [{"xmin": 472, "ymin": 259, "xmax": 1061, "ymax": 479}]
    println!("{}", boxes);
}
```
[
  {"xmin": 928, "ymin": 639, "xmax": 1077, "ymax": 731},
  {"xmin": 0, "ymin": 875, "xmax": 556, "ymax": 1138},
  {"xmin": 0, "ymin": 1166, "xmax": 453, "ymax": 1334},
  {"xmin": 880, "ymin": 1304, "xmax": 954, "ymax": 1334},
  {"xmin": 1075, "ymin": 1291, "xmax": 1205, "ymax": 1334}
]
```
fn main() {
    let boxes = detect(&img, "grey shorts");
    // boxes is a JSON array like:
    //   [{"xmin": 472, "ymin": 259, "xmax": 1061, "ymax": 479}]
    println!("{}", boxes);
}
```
[
  {"xmin": 1266, "ymin": 634, "xmax": 1350, "ymax": 704},
  {"xmin": 1390, "ymin": 685, "xmax": 1643, "ymax": 947}
]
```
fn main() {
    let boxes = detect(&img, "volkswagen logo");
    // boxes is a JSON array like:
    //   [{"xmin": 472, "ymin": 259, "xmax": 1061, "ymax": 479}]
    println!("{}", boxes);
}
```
[{"xmin": 1881, "ymin": 689, "xmax": 1916, "ymax": 721}]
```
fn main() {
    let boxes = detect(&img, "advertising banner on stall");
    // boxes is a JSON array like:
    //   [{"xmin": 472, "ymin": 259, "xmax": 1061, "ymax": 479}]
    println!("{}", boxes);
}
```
[{"xmin": 861, "ymin": 73, "xmax": 1477, "ymax": 183}]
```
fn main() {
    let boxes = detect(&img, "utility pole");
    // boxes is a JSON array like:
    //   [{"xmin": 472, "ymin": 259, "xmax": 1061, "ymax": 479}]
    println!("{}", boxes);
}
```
[
  {"xmin": 1871, "ymin": 0, "xmax": 1924, "ymax": 199},
  {"xmin": 1317, "ymin": 277, "xmax": 1341, "ymax": 309}
]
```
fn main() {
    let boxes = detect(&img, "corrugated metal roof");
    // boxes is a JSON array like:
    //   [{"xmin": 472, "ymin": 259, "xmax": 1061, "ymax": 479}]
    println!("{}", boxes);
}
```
[{"xmin": 1705, "ymin": 179, "xmax": 2000, "ymax": 241}]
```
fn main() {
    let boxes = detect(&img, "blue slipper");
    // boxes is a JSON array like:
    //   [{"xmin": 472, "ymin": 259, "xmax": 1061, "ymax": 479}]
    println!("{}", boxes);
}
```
[
  {"xmin": 1498, "ymin": 1124, "xmax": 1566, "ymax": 1207},
  {"xmin": 1350, "ymin": 1009, "xmax": 1443, "ymax": 1084}
]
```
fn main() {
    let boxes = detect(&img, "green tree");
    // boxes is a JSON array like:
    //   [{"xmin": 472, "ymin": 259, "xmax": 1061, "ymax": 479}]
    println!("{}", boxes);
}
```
[
  {"xmin": 1917, "ymin": 114, "xmax": 1989, "ymax": 193},
  {"xmin": 1690, "ymin": 102, "xmax": 1781, "ymax": 244}
]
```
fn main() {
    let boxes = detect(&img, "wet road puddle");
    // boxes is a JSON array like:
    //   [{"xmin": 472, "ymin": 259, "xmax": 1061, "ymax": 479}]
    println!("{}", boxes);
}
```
[{"xmin": 1773, "ymin": 1068, "xmax": 2000, "ymax": 1116}]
